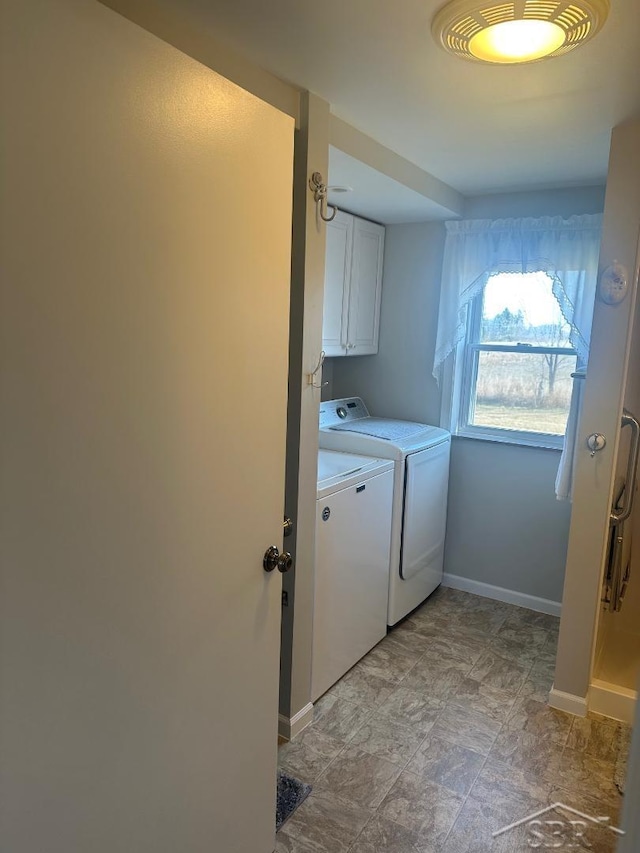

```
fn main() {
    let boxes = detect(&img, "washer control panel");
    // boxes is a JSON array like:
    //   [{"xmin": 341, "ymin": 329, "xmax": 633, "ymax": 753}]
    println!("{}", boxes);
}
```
[{"xmin": 319, "ymin": 397, "xmax": 369, "ymax": 429}]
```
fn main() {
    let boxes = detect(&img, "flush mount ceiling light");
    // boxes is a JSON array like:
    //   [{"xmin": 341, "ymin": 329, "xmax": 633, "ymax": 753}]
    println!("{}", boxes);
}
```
[{"xmin": 431, "ymin": 0, "xmax": 610, "ymax": 64}]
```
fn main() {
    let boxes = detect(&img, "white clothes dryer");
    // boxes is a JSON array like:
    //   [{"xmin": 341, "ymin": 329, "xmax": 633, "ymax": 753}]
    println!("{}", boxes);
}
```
[{"xmin": 319, "ymin": 397, "xmax": 451, "ymax": 626}]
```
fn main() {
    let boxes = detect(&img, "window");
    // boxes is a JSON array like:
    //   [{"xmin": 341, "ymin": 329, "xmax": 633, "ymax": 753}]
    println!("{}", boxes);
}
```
[
  {"xmin": 451, "ymin": 272, "xmax": 580, "ymax": 448},
  {"xmin": 433, "ymin": 214, "xmax": 601, "ymax": 463}
]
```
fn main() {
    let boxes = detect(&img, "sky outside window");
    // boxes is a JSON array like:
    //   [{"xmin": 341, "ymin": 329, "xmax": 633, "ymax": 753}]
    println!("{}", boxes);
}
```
[{"xmin": 481, "ymin": 271, "xmax": 572, "ymax": 347}]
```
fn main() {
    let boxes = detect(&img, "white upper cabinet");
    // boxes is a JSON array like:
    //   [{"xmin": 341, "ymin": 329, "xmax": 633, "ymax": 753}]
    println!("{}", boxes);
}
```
[{"xmin": 322, "ymin": 211, "xmax": 384, "ymax": 357}]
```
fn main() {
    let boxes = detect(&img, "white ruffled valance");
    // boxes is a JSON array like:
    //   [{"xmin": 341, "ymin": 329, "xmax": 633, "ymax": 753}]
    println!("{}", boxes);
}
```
[
  {"xmin": 432, "ymin": 214, "xmax": 603, "ymax": 377},
  {"xmin": 432, "ymin": 213, "xmax": 603, "ymax": 501}
]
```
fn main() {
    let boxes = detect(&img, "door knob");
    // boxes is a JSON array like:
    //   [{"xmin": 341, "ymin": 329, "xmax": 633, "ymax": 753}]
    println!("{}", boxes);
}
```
[
  {"xmin": 263, "ymin": 545, "xmax": 293, "ymax": 573},
  {"xmin": 587, "ymin": 433, "xmax": 606, "ymax": 457}
]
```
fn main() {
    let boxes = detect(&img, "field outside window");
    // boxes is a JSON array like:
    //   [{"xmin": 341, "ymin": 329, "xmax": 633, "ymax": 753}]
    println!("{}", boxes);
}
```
[{"xmin": 460, "ymin": 272, "xmax": 578, "ymax": 444}]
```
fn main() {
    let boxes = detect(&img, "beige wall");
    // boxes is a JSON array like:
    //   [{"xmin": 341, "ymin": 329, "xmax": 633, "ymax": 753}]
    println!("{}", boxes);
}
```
[
  {"xmin": 100, "ymin": 0, "xmax": 300, "ymax": 122},
  {"xmin": 553, "ymin": 118, "xmax": 640, "ymax": 706},
  {"xmin": 332, "ymin": 185, "xmax": 605, "ymax": 605}
]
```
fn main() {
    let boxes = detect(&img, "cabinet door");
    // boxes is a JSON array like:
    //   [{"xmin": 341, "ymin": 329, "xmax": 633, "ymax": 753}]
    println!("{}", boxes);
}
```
[
  {"xmin": 322, "ymin": 211, "xmax": 353, "ymax": 357},
  {"xmin": 347, "ymin": 217, "xmax": 385, "ymax": 355}
]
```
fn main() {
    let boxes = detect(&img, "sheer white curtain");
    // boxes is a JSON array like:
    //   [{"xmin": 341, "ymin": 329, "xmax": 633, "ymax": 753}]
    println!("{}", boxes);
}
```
[{"xmin": 432, "ymin": 214, "xmax": 602, "ymax": 499}]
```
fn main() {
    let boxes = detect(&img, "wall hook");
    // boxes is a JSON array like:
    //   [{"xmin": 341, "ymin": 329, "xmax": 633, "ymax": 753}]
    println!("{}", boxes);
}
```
[
  {"xmin": 309, "ymin": 172, "xmax": 338, "ymax": 223},
  {"xmin": 308, "ymin": 350, "xmax": 328, "ymax": 389}
]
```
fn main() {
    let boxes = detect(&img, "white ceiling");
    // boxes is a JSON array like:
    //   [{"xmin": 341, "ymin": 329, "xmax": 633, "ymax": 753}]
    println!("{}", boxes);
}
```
[
  {"xmin": 129, "ymin": 0, "xmax": 639, "ymax": 197},
  {"xmin": 328, "ymin": 148, "xmax": 458, "ymax": 223}
]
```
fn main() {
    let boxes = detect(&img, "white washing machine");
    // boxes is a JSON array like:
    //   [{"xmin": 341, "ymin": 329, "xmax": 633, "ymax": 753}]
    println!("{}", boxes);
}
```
[
  {"xmin": 319, "ymin": 398, "xmax": 451, "ymax": 626},
  {"xmin": 312, "ymin": 450, "xmax": 394, "ymax": 702}
]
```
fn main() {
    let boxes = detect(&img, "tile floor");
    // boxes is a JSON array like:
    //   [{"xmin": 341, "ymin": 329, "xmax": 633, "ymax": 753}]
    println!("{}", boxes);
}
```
[{"xmin": 277, "ymin": 587, "xmax": 629, "ymax": 853}]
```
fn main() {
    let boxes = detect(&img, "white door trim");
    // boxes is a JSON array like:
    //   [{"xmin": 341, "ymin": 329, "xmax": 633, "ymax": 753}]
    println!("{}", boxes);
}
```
[
  {"xmin": 278, "ymin": 703, "xmax": 314, "ymax": 740},
  {"xmin": 548, "ymin": 686, "xmax": 588, "ymax": 717}
]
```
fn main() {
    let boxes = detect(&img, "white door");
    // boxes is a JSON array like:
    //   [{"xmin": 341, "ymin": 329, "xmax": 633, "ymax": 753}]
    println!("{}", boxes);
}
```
[{"xmin": 0, "ymin": 3, "xmax": 293, "ymax": 853}]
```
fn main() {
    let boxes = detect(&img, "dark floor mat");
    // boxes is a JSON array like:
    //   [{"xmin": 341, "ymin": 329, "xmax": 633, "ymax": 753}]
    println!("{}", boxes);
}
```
[{"xmin": 276, "ymin": 769, "xmax": 312, "ymax": 831}]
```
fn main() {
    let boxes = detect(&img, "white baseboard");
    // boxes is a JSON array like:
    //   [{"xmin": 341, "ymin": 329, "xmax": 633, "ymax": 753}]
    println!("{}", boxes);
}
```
[
  {"xmin": 548, "ymin": 686, "xmax": 588, "ymax": 717},
  {"xmin": 278, "ymin": 702, "xmax": 314, "ymax": 741},
  {"xmin": 589, "ymin": 679, "xmax": 637, "ymax": 724},
  {"xmin": 442, "ymin": 573, "xmax": 562, "ymax": 617}
]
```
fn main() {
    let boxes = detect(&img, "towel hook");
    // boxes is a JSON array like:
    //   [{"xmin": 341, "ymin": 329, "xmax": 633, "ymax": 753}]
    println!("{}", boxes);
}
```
[
  {"xmin": 308, "ymin": 350, "xmax": 328, "ymax": 389},
  {"xmin": 309, "ymin": 172, "xmax": 338, "ymax": 223}
]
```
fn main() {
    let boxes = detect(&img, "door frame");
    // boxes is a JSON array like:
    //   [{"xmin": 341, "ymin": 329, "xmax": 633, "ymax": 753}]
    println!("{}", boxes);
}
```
[{"xmin": 551, "ymin": 118, "xmax": 640, "ymax": 716}]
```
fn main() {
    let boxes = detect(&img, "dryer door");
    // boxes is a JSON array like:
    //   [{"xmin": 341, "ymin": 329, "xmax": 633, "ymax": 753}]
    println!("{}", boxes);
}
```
[{"xmin": 400, "ymin": 440, "xmax": 451, "ymax": 582}]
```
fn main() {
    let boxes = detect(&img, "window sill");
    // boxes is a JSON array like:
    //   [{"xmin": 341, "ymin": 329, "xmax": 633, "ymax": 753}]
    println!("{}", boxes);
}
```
[{"xmin": 454, "ymin": 427, "xmax": 563, "ymax": 451}]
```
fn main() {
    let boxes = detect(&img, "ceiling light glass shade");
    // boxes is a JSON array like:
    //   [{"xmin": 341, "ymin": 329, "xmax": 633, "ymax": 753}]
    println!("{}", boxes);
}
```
[
  {"xmin": 432, "ymin": 0, "xmax": 610, "ymax": 64},
  {"xmin": 469, "ymin": 20, "xmax": 566, "ymax": 63}
]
